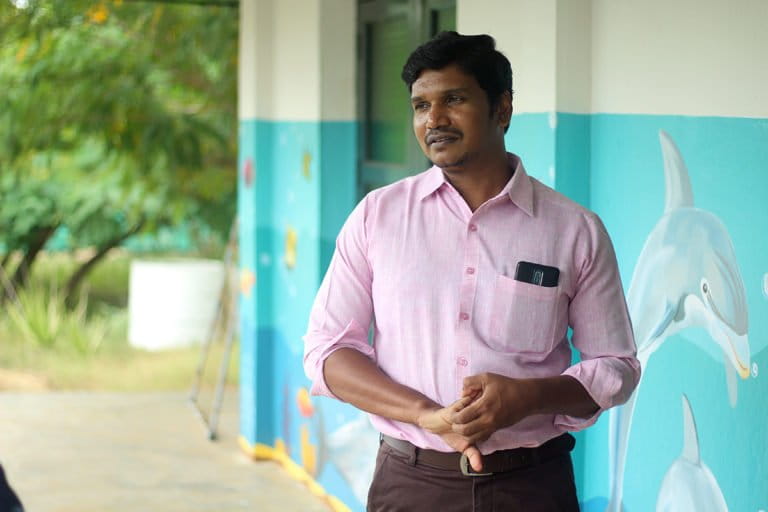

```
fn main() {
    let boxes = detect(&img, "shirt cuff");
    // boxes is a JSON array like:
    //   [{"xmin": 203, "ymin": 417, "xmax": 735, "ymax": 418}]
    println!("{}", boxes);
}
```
[
  {"xmin": 553, "ymin": 360, "xmax": 617, "ymax": 432},
  {"xmin": 304, "ymin": 320, "xmax": 376, "ymax": 400}
]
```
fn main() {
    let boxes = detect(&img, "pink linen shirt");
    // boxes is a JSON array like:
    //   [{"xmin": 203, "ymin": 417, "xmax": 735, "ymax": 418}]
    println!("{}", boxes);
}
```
[{"xmin": 303, "ymin": 153, "xmax": 640, "ymax": 454}]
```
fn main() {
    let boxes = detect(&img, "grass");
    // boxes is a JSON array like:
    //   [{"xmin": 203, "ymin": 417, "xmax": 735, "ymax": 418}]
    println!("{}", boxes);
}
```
[
  {"xmin": 0, "ymin": 341, "xmax": 238, "ymax": 392},
  {"xmin": 0, "ymin": 250, "xmax": 238, "ymax": 392}
]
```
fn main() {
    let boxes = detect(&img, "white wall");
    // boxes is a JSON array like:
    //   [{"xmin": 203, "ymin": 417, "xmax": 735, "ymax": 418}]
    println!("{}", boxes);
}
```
[
  {"xmin": 556, "ymin": 0, "xmax": 591, "ymax": 113},
  {"xmin": 239, "ymin": 0, "xmax": 273, "ymax": 119},
  {"xmin": 458, "ymin": 0, "xmax": 557, "ymax": 114},
  {"xmin": 243, "ymin": 0, "xmax": 768, "ymax": 120},
  {"xmin": 591, "ymin": 0, "xmax": 768, "ymax": 117},
  {"xmin": 272, "ymin": 0, "xmax": 321, "ymax": 120},
  {"xmin": 457, "ymin": 0, "xmax": 768, "ymax": 117},
  {"xmin": 239, "ymin": 0, "xmax": 357, "ymax": 121},
  {"xmin": 320, "ymin": 0, "xmax": 357, "ymax": 121}
]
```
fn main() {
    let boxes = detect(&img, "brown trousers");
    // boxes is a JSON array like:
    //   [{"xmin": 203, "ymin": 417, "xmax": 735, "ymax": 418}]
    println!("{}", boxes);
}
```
[{"xmin": 366, "ymin": 442, "xmax": 580, "ymax": 512}]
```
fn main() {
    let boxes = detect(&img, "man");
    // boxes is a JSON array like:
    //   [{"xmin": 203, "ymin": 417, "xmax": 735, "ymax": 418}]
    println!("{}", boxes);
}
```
[{"xmin": 304, "ymin": 32, "xmax": 639, "ymax": 511}]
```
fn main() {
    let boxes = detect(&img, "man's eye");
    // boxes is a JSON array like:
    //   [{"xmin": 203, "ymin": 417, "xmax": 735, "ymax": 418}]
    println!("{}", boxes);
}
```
[
  {"xmin": 414, "ymin": 102, "xmax": 429, "ymax": 111},
  {"xmin": 447, "ymin": 95, "xmax": 463, "ymax": 104}
]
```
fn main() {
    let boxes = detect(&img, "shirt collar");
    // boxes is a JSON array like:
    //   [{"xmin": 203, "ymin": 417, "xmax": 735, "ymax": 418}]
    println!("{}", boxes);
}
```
[
  {"xmin": 416, "ymin": 153, "xmax": 534, "ymax": 217},
  {"xmin": 416, "ymin": 165, "xmax": 448, "ymax": 201},
  {"xmin": 500, "ymin": 153, "xmax": 534, "ymax": 217}
]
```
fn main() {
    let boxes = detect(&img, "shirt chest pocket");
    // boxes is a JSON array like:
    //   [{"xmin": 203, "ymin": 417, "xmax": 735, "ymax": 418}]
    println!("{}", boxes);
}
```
[{"xmin": 488, "ymin": 274, "xmax": 561, "ymax": 356}]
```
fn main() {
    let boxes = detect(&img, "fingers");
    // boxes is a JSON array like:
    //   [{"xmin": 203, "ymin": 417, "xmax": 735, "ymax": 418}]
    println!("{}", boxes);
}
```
[
  {"xmin": 428, "ymin": 395, "xmax": 476, "ymax": 430},
  {"xmin": 462, "ymin": 388, "xmax": 481, "ymax": 402},
  {"xmin": 450, "ymin": 398, "xmax": 495, "ymax": 443},
  {"xmin": 419, "ymin": 395, "xmax": 481, "ymax": 435},
  {"xmin": 440, "ymin": 433, "xmax": 484, "ymax": 472},
  {"xmin": 463, "ymin": 374, "xmax": 481, "ymax": 387},
  {"xmin": 451, "ymin": 416, "xmax": 492, "ymax": 441},
  {"xmin": 420, "ymin": 390, "xmax": 489, "ymax": 438},
  {"xmin": 451, "ymin": 399, "xmax": 482, "ymax": 425},
  {"xmin": 463, "ymin": 445, "xmax": 484, "ymax": 472},
  {"xmin": 444, "ymin": 399, "xmax": 463, "ymax": 415},
  {"xmin": 449, "ymin": 395, "xmax": 473, "ymax": 412},
  {"xmin": 440, "ymin": 432, "xmax": 471, "ymax": 453},
  {"xmin": 463, "ymin": 372, "xmax": 494, "ymax": 388},
  {"xmin": 462, "ymin": 375, "xmax": 483, "ymax": 395}
]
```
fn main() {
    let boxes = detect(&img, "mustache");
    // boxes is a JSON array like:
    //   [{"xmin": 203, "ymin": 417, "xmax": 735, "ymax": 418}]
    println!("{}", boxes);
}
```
[{"xmin": 425, "ymin": 128, "xmax": 462, "ymax": 145}]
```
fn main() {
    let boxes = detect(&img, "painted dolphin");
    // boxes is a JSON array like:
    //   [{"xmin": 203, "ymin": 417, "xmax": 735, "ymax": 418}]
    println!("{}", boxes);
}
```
[
  {"xmin": 606, "ymin": 131, "xmax": 750, "ymax": 512},
  {"xmin": 326, "ymin": 413, "xmax": 380, "ymax": 505},
  {"xmin": 299, "ymin": 399, "xmax": 378, "ymax": 505},
  {"xmin": 655, "ymin": 395, "xmax": 728, "ymax": 511}
]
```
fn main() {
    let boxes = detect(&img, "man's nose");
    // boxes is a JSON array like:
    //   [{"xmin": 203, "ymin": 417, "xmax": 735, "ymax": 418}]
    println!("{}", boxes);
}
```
[{"xmin": 426, "ymin": 104, "xmax": 449, "ymax": 129}]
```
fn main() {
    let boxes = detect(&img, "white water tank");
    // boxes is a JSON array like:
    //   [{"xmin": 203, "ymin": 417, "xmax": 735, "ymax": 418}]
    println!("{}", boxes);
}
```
[{"xmin": 128, "ymin": 259, "xmax": 225, "ymax": 350}]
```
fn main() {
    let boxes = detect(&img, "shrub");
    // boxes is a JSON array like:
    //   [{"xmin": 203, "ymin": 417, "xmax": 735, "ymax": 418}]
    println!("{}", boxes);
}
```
[{"xmin": 3, "ymin": 283, "xmax": 107, "ymax": 355}]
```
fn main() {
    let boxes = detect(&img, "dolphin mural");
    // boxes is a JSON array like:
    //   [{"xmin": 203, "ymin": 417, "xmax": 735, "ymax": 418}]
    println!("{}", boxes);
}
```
[
  {"xmin": 325, "ymin": 413, "xmax": 380, "ymax": 504},
  {"xmin": 763, "ymin": 272, "xmax": 768, "ymax": 298},
  {"xmin": 606, "ymin": 131, "xmax": 750, "ymax": 512},
  {"xmin": 656, "ymin": 395, "xmax": 729, "ymax": 511},
  {"xmin": 296, "ymin": 390, "xmax": 378, "ymax": 506}
]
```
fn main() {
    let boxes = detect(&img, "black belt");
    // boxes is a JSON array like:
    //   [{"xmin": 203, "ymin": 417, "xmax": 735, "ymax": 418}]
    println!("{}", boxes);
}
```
[{"xmin": 380, "ymin": 433, "xmax": 575, "ymax": 477}]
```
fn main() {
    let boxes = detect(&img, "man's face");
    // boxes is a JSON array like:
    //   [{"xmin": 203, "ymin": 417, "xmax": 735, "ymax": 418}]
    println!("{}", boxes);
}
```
[{"xmin": 410, "ymin": 64, "xmax": 510, "ymax": 171}]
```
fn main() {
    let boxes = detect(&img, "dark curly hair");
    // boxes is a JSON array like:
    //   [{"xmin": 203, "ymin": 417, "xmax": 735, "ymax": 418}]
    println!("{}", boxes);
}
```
[{"xmin": 401, "ymin": 31, "xmax": 513, "ymax": 123}]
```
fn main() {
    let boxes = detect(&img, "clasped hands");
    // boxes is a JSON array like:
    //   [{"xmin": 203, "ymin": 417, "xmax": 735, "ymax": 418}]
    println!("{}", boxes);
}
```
[{"xmin": 416, "ymin": 372, "xmax": 536, "ymax": 472}]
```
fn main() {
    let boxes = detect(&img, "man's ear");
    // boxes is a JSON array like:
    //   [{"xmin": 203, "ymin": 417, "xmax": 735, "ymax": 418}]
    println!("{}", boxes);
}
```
[{"xmin": 496, "ymin": 91, "xmax": 513, "ymax": 130}]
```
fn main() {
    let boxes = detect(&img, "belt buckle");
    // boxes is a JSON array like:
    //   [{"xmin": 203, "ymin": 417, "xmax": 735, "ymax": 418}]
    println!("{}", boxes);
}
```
[{"xmin": 460, "ymin": 453, "xmax": 493, "ymax": 477}]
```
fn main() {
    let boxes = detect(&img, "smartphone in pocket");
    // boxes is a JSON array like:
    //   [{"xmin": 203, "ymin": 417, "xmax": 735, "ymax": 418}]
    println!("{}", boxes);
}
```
[{"xmin": 514, "ymin": 261, "xmax": 560, "ymax": 287}]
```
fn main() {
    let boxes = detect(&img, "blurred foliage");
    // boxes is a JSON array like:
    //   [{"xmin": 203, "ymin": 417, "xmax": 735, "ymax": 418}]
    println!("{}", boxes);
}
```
[
  {"xmin": 25, "ymin": 249, "xmax": 132, "ymax": 308},
  {"xmin": 0, "ymin": 0, "xmax": 238, "ymax": 298},
  {"xmin": 0, "ymin": 252, "xmax": 128, "ymax": 356},
  {"xmin": 0, "ymin": 251, "xmax": 239, "ymax": 391},
  {"xmin": 4, "ymin": 281, "xmax": 108, "ymax": 354}
]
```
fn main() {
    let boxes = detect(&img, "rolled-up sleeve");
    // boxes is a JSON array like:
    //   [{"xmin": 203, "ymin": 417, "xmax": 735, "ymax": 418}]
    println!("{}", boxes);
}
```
[
  {"xmin": 303, "ymin": 196, "xmax": 376, "ymax": 399},
  {"xmin": 555, "ymin": 213, "xmax": 641, "ymax": 431}
]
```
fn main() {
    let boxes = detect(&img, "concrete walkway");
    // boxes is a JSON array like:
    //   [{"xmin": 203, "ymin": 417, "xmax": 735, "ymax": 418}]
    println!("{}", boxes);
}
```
[{"xmin": 0, "ymin": 392, "xmax": 329, "ymax": 512}]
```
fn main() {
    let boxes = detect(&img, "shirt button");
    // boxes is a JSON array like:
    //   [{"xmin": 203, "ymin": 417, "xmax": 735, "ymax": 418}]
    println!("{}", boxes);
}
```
[
  {"xmin": 466, "ymin": 267, "xmax": 475, "ymax": 275},
  {"xmin": 459, "ymin": 312, "xmax": 469, "ymax": 321},
  {"xmin": 457, "ymin": 357, "xmax": 468, "ymax": 367},
  {"xmin": 468, "ymin": 224, "xmax": 478, "ymax": 232}
]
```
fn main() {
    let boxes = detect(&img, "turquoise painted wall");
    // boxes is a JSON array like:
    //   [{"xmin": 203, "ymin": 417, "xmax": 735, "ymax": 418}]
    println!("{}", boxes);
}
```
[
  {"xmin": 239, "ymin": 113, "xmax": 768, "ymax": 512},
  {"xmin": 506, "ymin": 111, "xmax": 593, "ymax": 498},
  {"xmin": 581, "ymin": 114, "xmax": 768, "ymax": 512},
  {"xmin": 506, "ymin": 112, "xmax": 591, "ymax": 208},
  {"xmin": 507, "ymin": 112, "xmax": 768, "ymax": 511},
  {"xmin": 238, "ymin": 119, "xmax": 364, "ymax": 509},
  {"xmin": 506, "ymin": 112, "xmax": 555, "ymax": 189}
]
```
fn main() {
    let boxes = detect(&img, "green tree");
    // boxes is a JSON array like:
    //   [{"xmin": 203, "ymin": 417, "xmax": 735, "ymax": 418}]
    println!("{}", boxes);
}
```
[{"xmin": 0, "ymin": 0, "xmax": 238, "ymax": 303}]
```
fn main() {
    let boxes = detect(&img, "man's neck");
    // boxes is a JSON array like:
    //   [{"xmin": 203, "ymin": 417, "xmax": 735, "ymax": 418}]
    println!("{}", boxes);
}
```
[{"xmin": 442, "ymin": 151, "xmax": 512, "ymax": 212}]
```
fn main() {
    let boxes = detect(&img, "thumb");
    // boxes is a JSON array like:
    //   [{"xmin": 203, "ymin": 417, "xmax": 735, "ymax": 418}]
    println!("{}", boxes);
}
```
[
  {"xmin": 464, "ymin": 445, "xmax": 484, "ymax": 472},
  {"xmin": 462, "ymin": 375, "xmax": 483, "ymax": 395},
  {"xmin": 450, "ymin": 395, "xmax": 473, "ymax": 412}
]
